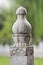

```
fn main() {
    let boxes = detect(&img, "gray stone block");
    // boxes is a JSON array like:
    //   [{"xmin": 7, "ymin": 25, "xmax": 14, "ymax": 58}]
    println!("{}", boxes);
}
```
[
  {"xmin": 10, "ymin": 56, "xmax": 27, "ymax": 65},
  {"xmin": 10, "ymin": 46, "xmax": 34, "ymax": 65}
]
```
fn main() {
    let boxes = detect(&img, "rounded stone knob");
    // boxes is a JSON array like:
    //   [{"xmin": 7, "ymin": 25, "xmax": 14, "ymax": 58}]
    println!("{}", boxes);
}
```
[{"xmin": 16, "ymin": 7, "xmax": 27, "ymax": 15}]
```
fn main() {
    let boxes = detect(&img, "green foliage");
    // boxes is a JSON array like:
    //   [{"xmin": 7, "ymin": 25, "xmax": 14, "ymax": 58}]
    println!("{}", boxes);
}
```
[
  {"xmin": 0, "ymin": 14, "xmax": 5, "ymax": 30},
  {"xmin": 0, "ymin": 10, "xmax": 16, "ymax": 45}
]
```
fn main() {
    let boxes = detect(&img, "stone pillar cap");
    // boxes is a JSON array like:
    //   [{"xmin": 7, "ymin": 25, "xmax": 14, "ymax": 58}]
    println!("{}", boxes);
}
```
[{"xmin": 16, "ymin": 7, "xmax": 27, "ymax": 15}]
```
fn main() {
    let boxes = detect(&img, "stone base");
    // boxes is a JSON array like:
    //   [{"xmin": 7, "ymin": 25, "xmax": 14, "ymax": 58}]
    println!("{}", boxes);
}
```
[
  {"xmin": 10, "ymin": 46, "xmax": 34, "ymax": 65},
  {"xmin": 10, "ymin": 56, "xmax": 27, "ymax": 65},
  {"xmin": 10, "ymin": 55, "xmax": 34, "ymax": 65}
]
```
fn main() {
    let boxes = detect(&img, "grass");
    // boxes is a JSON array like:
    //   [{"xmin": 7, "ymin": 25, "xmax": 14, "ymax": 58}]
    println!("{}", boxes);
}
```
[
  {"xmin": 34, "ymin": 58, "xmax": 43, "ymax": 65},
  {"xmin": 0, "ymin": 56, "xmax": 43, "ymax": 65},
  {"xmin": 0, "ymin": 56, "xmax": 9, "ymax": 65}
]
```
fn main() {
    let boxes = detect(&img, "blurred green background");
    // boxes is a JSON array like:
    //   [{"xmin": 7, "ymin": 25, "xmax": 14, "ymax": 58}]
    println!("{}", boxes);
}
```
[{"xmin": 0, "ymin": 0, "xmax": 43, "ymax": 45}]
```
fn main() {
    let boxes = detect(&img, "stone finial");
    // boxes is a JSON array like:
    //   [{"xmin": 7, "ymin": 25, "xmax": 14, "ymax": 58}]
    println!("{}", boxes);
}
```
[
  {"xmin": 12, "ymin": 7, "xmax": 32, "ymax": 44},
  {"xmin": 10, "ymin": 7, "xmax": 34, "ymax": 65},
  {"xmin": 16, "ymin": 7, "xmax": 27, "ymax": 15}
]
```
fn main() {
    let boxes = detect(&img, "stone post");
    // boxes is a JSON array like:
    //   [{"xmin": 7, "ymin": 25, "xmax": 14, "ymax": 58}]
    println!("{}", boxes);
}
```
[{"xmin": 10, "ymin": 7, "xmax": 34, "ymax": 65}]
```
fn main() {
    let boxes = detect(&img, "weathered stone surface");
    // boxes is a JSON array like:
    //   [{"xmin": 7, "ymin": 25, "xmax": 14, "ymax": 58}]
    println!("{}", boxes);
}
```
[
  {"xmin": 10, "ymin": 56, "xmax": 27, "ymax": 65},
  {"xmin": 10, "ymin": 54, "xmax": 34, "ymax": 65},
  {"xmin": 16, "ymin": 7, "xmax": 27, "ymax": 15},
  {"xmin": 12, "ymin": 34, "xmax": 30, "ymax": 44},
  {"xmin": 26, "ymin": 46, "xmax": 34, "ymax": 56},
  {"xmin": 10, "ymin": 44, "xmax": 33, "ymax": 56},
  {"xmin": 12, "ymin": 7, "xmax": 31, "ymax": 44},
  {"xmin": 27, "ymin": 56, "xmax": 30, "ymax": 65},
  {"xmin": 10, "ymin": 45, "xmax": 34, "ymax": 65},
  {"xmin": 10, "ymin": 43, "xmax": 26, "ymax": 56},
  {"xmin": 30, "ymin": 55, "xmax": 34, "ymax": 65}
]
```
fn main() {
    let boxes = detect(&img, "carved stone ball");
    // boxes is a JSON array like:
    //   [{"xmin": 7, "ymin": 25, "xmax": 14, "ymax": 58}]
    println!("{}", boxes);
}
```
[{"xmin": 16, "ymin": 7, "xmax": 27, "ymax": 15}]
